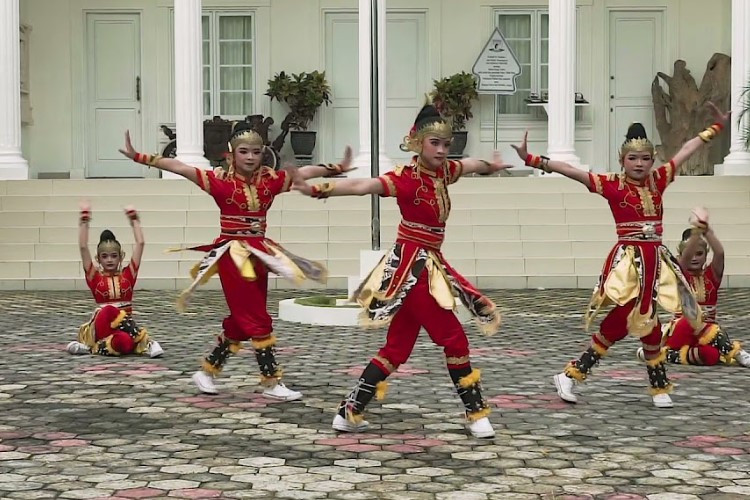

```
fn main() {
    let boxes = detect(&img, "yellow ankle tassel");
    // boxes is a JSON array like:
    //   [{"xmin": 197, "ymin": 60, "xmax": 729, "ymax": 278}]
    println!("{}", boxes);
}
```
[
  {"xmin": 467, "ymin": 407, "xmax": 491, "ymax": 422},
  {"xmin": 375, "ymin": 381, "xmax": 388, "ymax": 401},
  {"xmin": 228, "ymin": 341, "xmax": 242, "ymax": 354},
  {"xmin": 201, "ymin": 359, "xmax": 221, "ymax": 376},
  {"xmin": 645, "ymin": 348, "xmax": 667, "ymax": 367},
  {"xmin": 252, "ymin": 336, "xmax": 277, "ymax": 350},
  {"xmin": 564, "ymin": 362, "xmax": 586, "ymax": 382},
  {"xmin": 649, "ymin": 383, "xmax": 673, "ymax": 396}
]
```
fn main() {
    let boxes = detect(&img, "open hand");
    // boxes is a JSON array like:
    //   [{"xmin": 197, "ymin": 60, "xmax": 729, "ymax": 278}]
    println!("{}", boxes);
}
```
[
  {"xmin": 485, "ymin": 151, "xmax": 513, "ymax": 173},
  {"xmin": 510, "ymin": 131, "xmax": 529, "ymax": 161},
  {"xmin": 706, "ymin": 102, "xmax": 731, "ymax": 127},
  {"xmin": 79, "ymin": 200, "xmax": 91, "ymax": 213},
  {"xmin": 118, "ymin": 130, "xmax": 137, "ymax": 159},
  {"xmin": 690, "ymin": 206, "xmax": 710, "ymax": 228},
  {"xmin": 284, "ymin": 165, "xmax": 313, "ymax": 196},
  {"xmin": 339, "ymin": 146, "xmax": 357, "ymax": 173}
]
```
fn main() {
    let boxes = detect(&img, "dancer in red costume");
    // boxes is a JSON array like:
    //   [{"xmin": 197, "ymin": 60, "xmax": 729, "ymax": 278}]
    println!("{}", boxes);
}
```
[
  {"xmin": 68, "ymin": 202, "xmax": 163, "ymax": 357},
  {"xmin": 637, "ymin": 207, "xmax": 750, "ymax": 367},
  {"xmin": 511, "ymin": 102, "xmax": 729, "ymax": 408},
  {"xmin": 119, "ymin": 124, "xmax": 352, "ymax": 400},
  {"xmin": 293, "ymin": 104, "xmax": 507, "ymax": 438}
]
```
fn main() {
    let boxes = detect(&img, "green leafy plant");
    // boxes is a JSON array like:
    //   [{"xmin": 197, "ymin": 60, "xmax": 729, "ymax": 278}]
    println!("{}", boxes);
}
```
[
  {"xmin": 266, "ymin": 71, "xmax": 332, "ymax": 131},
  {"xmin": 429, "ymin": 72, "xmax": 479, "ymax": 131}
]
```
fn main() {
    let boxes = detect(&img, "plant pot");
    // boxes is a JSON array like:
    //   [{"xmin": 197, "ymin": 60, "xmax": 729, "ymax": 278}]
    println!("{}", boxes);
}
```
[
  {"xmin": 290, "ymin": 130, "xmax": 317, "ymax": 157},
  {"xmin": 448, "ymin": 131, "xmax": 468, "ymax": 159}
]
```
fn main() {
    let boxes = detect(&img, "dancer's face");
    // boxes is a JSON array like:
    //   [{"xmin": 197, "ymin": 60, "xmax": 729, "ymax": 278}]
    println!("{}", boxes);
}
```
[
  {"xmin": 685, "ymin": 242, "xmax": 709, "ymax": 273},
  {"xmin": 420, "ymin": 136, "xmax": 451, "ymax": 170},
  {"xmin": 621, "ymin": 151, "xmax": 655, "ymax": 181},
  {"xmin": 97, "ymin": 250, "xmax": 122, "ymax": 273},
  {"xmin": 233, "ymin": 145, "xmax": 263, "ymax": 175}
]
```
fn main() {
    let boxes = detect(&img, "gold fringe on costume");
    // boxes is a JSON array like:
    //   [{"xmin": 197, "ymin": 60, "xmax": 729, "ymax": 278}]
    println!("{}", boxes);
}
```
[
  {"xmin": 375, "ymin": 381, "xmax": 388, "ymax": 401},
  {"xmin": 645, "ymin": 348, "xmax": 667, "ymax": 367},
  {"xmin": 201, "ymin": 359, "xmax": 222, "ymax": 376},
  {"xmin": 110, "ymin": 310, "xmax": 127, "ymax": 329},
  {"xmin": 466, "ymin": 407, "xmax": 491, "ymax": 422},
  {"xmin": 260, "ymin": 371, "xmax": 282, "ymax": 387},
  {"xmin": 679, "ymin": 345, "xmax": 690, "ymax": 365},
  {"xmin": 698, "ymin": 324, "xmax": 720, "ymax": 345},
  {"xmin": 251, "ymin": 336, "xmax": 277, "ymax": 350},
  {"xmin": 591, "ymin": 342, "xmax": 609, "ymax": 357},
  {"xmin": 648, "ymin": 383, "xmax": 673, "ymax": 396},
  {"xmin": 347, "ymin": 411, "xmax": 365, "ymax": 424},
  {"xmin": 458, "ymin": 369, "xmax": 481, "ymax": 389}
]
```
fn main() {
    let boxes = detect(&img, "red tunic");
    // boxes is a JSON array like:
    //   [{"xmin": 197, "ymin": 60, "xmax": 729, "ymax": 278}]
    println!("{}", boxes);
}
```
[
  {"xmin": 84, "ymin": 260, "xmax": 139, "ymax": 314},
  {"xmin": 353, "ymin": 156, "xmax": 499, "ymax": 334},
  {"xmin": 683, "ymin": 266, "xmax": 720, "ymax": 324},
  {"xmin": 585, "ymin": 161, "xmax": 700, "ymax": 336}
]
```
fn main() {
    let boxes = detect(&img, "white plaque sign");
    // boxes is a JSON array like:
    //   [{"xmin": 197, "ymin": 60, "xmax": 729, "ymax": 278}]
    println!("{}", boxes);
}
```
[{"xmin": 472, "ymin": 27, "xmax": 522, "ymax": 95}]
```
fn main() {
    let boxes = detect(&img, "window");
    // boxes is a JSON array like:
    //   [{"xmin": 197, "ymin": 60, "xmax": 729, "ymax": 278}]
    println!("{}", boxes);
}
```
[
  {"xmin": 202, "ymin": 12, "xmax": 255, "ymax": 118},
  {"xmin": 495, "ymin": 10, "xmax": 548, "ymax": 117}
]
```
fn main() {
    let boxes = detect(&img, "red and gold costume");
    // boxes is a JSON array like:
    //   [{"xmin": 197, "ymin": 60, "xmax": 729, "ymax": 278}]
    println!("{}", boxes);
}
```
[
  {"xmin": 336, "ymin": 105, "xmax": 499, "ymax": 428},
  {"xmin": 77, "ymin": 258, "xmax": 151, "ymax": 355},
  {"xmin": 174, "ymin": 130, "xmax": 327, "ymax": 386},
  {"xmin": 559, "ymin": 124, "xmax": 703, "ymax": 397},
  {"xmin": 664, "ymin": 264, "xmax": 742, "ymax": 365}
]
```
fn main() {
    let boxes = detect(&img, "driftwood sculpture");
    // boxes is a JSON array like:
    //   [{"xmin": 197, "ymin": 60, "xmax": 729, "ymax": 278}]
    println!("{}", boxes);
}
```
[{"xmin": 651, "ymin": 53, "xmax": 730, "ymax": 175}]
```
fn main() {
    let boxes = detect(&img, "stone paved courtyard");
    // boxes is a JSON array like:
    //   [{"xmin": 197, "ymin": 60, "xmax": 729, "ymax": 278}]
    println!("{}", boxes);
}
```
[{"xmin": 1, "ymin": 288, "xmax": 750, "ymax": 499}]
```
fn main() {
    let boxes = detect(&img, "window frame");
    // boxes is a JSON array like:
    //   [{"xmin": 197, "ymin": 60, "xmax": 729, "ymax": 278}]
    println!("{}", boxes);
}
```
[
  {"xmin": 493, "ymin": 8, "xmax": 549, "ymax": 120},
  {"xmin": 201, "ymin": 10, "xmax": 256, "ymax": 119}
]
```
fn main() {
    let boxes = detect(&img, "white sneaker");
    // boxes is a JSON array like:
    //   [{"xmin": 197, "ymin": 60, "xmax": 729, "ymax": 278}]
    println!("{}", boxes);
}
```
[
  {"xmin": 146, "ymin": 340, "xmax": 164, "ymax": 358},
  {"xmin": 66, "ymin": 341, "xmax": 91, "ymax": 355},
  {"xmin": 467, "ymin": 416, "xmax": 495, "ymax": 439},
  {"xmin": 553, "ymin": 373, "xmax": 578, "ymax": 403},
  {"xmin": 332, "ymin": 414, "xmax": 369, "ymax": 432},
  {"xmin": 262, "ymin": 382, "xmax": 302, "ymax": 401},
  {"xmin": 192, "ymin": 370, "xmax": 218, "ymax": 394},
  {"xmin": 636, "ymin": 347, "xmax": 646, "ymax": 362},
  {"xmin": 652, "ymin": 393, "xmax": 673, "ymax": 408},
  {"xmin": 735, "ymin": 350, "xmax": 750, "ymax": 367}
]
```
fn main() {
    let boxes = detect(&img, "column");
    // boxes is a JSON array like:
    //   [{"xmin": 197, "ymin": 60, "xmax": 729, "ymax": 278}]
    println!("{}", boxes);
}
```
[
  {"xmin": 0, "ymin": 0, "xmax": 29, "ymax": 179},
  {"xmin": 546, "ymin": 0, "xmax": 583, "ymax": 169},
  {"xmin": 352, "ymin": 0, "xmax": 392, "ymax": 177},
  {"xmin": 172, "ymin": 0, "xmax": 210, "ymax": 177},
  {"xmin": 715, "ymin": 0, "xmax": 750, "ymax": 175}
]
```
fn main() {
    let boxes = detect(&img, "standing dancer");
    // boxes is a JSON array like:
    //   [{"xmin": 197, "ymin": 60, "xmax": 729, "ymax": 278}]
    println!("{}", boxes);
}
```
[
  {"xmin": 119, "ymin": 124, "xmax": 353, "ymax": 400},
  {"xmin": 511, "ymin": 103, "xmax": 729, "ymax": 408},
  {"xmin": 68, "ymin": 202, "xmax": 164, "ymax": 357},
  {"xmin": 637, "ymin": 207, "xmax": 750, "ymax": 367},
  {"xmin": 293, "ymin": 104, "xmax": 506, "ymax": 438}
]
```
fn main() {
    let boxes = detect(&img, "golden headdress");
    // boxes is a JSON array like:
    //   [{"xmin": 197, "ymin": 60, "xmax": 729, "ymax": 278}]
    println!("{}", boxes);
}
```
[
  {"xmin": 225, "ymin": 122, "xmax": 267, "ymax": 173},
  {"xmin": 400, "ymin": 102, "xmax": 453, "ymax": 154},
  {"xmin": 677, "ymin": 227, "xmax": 708, "ymax": 255},
  {"xmin": 96, "ymin": 230, "xmax": 123, "ymax": 256},
  {"xmin": 619, "ymin": 122, "xmax": 654, "ymax": 160}
]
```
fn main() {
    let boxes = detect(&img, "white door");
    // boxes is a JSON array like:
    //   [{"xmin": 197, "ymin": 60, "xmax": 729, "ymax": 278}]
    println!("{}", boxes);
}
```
[
  {"xmin": 85, "ymin": 13, "xmax": 143, "ymax": 178},
  {"xmin": 323, "ymin": 11, "xmax": 428, "ymax": 164},
  {"xmin": 608, "ymin": 10, "xmax": 664, "ymax": 165}
]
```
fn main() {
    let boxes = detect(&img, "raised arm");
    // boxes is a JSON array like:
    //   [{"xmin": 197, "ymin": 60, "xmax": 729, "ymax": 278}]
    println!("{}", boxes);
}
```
[
  {"xmin": 124, "ymin": 205, "xmax": 145, "ymax": 268},
  {"xmin": 689, "ymin": 206, "xmax": 725, "ymax": 281},
  {"xmin": 670, "ymin": 102, "xmax": 730, "ymax": 170},
  {"xmin": 296, "ymin": 146, "xmax": 356, "ymax": 180},
  {"xmin": 460, "ymin": 151, "xmax": 513, "ymax": 176},
  {"xmin": 78, "ymin": 200, "xmax": 93, "ymax": 272},
  {"xmin": 119, "ymin": 131, "xmax": 199, "ymax": 185},
  {"xmin": 511, "ymin": 131, "xmax": 591, "ymax": 188}
]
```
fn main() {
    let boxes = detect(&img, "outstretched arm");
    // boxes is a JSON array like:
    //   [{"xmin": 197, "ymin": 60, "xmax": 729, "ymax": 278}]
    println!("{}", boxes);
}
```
[
  {"xmin": 670, "ymin": 102, "xmax": 730, "ymax": 170},
  {"xmin": 292, "ymin": 173, "xmax": 384, "ymax": 198},
  {"xmin": 705, "ymin": 227, "xmax": 725, "ymax": 281},
  {"xmin": 119, "ymin": 131, "xmax": 199, "ymax": 185},
  {"xmin": 511, "ymin": 131, "xmax": 591, "ymax": 188},
  {"xmin": 461, "ymin": 151, "xmax": 513, "ymax": 176},
  {"xmin": 296, "ymin": 146, "xmax": 356, "ymax": 180},
  {"xmin": 125, "ymin": 206, "xmax": 145, "ymax": 268},
  {"xmin": 78, "ymin": 200, "xmax": 93, "ymax": 272}
]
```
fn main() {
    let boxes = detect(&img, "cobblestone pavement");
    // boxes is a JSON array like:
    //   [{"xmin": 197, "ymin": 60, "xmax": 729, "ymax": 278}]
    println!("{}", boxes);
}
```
[{"xmin": 1, "ymin": 288, "xmax": 750, "ymax": 500}]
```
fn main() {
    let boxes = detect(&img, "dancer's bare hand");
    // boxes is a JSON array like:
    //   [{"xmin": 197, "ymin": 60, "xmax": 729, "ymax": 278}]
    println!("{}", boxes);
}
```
[
  {"xmin": 79, "ymin": 200, "xmax": 91, "ymax": 213},
  {"xmin": 339, "ymin": 146, "xmax": 356, "ymax": 173},
  {"xmin": 510, "ymin": 131, "xmax": 529, "ymax": 160},
  {"xmin": 690, "ymin": 206, "xmax": 710, "ymax": 228},
  {"xmin": 706, "ymin": 102, "xmax": 731, "ymax": 127},
  {"xmin": 118, "ymin": 130, "xmax": 137, "ymax": 159},
  {"xmin": 484, "ymin": 151, "xmax": 513, "ymax": 173}
]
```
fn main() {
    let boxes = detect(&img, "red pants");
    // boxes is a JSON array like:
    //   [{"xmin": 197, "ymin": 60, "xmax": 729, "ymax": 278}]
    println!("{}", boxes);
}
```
[
  {"xmin": 377, "ymin": 272, "xmax": 470, "ymax": 369},
  {"xmin": 95, "ymin": 330, "xmax": 135, "ymax": 354},
  {"xmin": 93, "ymin": 305, "xmax": 135, "ymax": 355},
  {"xmin": 665, "ymin": 318, "xmax": 721, "ymax": 365},
  {"xmin": 218, "ymin": 254, "xmax": 273, "ymax": 342},
  {"xmin": 591, "ymin": 300, "xmax": 662, "ymax": 358}
]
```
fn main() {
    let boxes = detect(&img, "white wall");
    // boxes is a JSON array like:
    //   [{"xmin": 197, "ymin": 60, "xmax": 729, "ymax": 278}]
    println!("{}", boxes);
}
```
[{"xmin": 19, "ymin": 0, "xmax": 731, "ymax": 177}]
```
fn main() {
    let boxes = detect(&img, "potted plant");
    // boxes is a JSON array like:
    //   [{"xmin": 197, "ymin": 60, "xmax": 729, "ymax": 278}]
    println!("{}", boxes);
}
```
[
  {"xmin": 429, "ymin": 72, "xmax": 479, "ymax": 158},
  {"xmin": 266, "ymin": 70, "xmax": 332, "ymax": 160}
]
